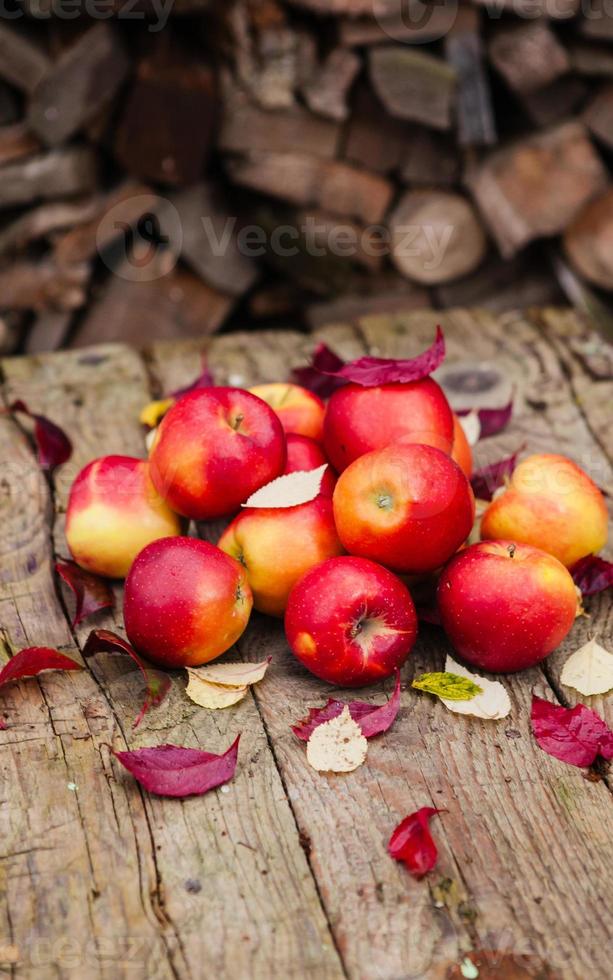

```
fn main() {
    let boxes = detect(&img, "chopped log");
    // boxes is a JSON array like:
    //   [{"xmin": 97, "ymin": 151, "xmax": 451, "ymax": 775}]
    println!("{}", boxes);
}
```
[
  {"xmin": 466, "ymin": 121, "xmax": 609, "ymax": 258},
  {"xmin": 388, "ymin": 190, "xmax": 486, "ymax": 285},
  {"xmin": 53, "ymin": 182, "xmax": 154, "ymax": 267},
  {"xmin": 473, "ymin": 0, "xmax": 580, "ymax": 18},
  {"xmin": 295, "ymin": 209, "xmax": 385, "ymax": 272},
  {"xmin": 488, "ymin": 22, "xmax": 570, "ymax": 95},
  {"xmin": 343, "ymin": 83, "xmax": 407, "ymax": 173},
  {"xmin": 302, "ymin": 49, "xmax": 360, "ymax": 121},
  {"xmin": 0, "ymin": 146, "xmax": 97, "ymax": 209},
  {"xmin": 435, "ymin": 249, "xmax": 564, "ymax": 312},
  {"xmin": 523, "ymin": 77, "xmax": 589, "ymax": 128},
  {"xmin": 0, "ymin": 197, "xmax": 100, "ymax": 257},
  {"xmin": 583, "ymin": 83, "xmax": 613, "ymax": 150},
  {"xmin": 340, "ymin": 5, "xmax": 459, "ymax": 47},
  {"xmin": 398, "ymin": 127, "xmax": 459, "ymax": 186},
  {"xmin": 226, "ymin": 153, "xmax": 394, "ymax": 224},
  {"xmin": 24, "ymin": 311, "xmax": 72, "ymax": 355},
  {"xmin": 156, "ymin": 183, "xmax": 259, "ymax": 297},
  {"xmin": 570, "ymin": 43, "xmax": 613, "ymax": 77},
  {"xmin": 115, "ymin": 51, "xmax": 216, "ymax": 186},
  {"xmin": 445, "ymin": 8, "xmax": 496, "ymax": 146},
  {"xmin": 369, "ymin": 47, "xmax": 456, "ymax": 130},
  {"xmin": 0, "ymin": 258, "xmax": 90, "ymax": 311},
  {"xmin": 0, "ymin": 24, "xmax": 50, "ymax": 94},
  {"xmin": 563, "ymin": 187, "xmax": 613, "ymax": 289},
  {"xmin": 580, "ymin": 0, "xmax": 613, "ymax": 40},
  {"xmin": 27, "ymin": 24, "xmax": 130, "ymax": 146},
  {"xmin": 0, "ymin": 123, "xmax": 40, "ymax": 167}
]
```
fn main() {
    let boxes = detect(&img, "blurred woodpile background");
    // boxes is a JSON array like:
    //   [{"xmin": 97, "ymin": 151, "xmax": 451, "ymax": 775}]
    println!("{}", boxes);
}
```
[{"xmin": 1, "ymin": 0, "xmax": 613, "ymax": 355}]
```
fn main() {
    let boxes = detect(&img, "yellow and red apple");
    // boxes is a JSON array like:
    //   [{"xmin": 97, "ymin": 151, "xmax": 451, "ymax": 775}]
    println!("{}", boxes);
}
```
[
  {"xmin": 451, "ymin": 414, "xmax": 473, "ymax": 477},
  {"xmin": 249, "ymin": 382, "xmax": 325, "ymax": 442}
]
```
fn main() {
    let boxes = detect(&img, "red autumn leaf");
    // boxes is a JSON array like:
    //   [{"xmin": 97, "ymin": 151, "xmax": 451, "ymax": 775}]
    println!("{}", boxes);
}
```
[
  {"xmin": 55, "ymin": 558, "xmax": 114, "ymax": 627},
  {"xmin": 83, "ymin": 629, "xmax": 171, "ymax": 729},
  {"xmin": 388, "ymin": 807, "xmax": 444, "ymax": 878},
  {"xmin": 531, "ymin": 695, "xmax": 613, "ymax": 768},
  {"xmin": 317, "ymin": 326, "xmax": 445, "ymax": 387},
  {"xmin": 0, "ymin": 647, "xmax": 81, "ymax": 688},
  {"xmin": 114, "ymin": 735, "xmax": 240, "ymax": 798},
  {"xmin": 570, "ymin": 555, "xmax": 613, "ymax": 597},
  {"xmin": 8, "ymin": 399, "xmax": 72, "ymax": 470},
  {"xmin": 292, "ymin": 342, "xmax": 347, "ymax": 399},
  {"xmin": 291, "ymin": 671, "xmax": 401, "ymax": 740},
  {"xmin": 470, "ymin": 449, "xmax": 521, "ymax": 502},
  {"xmin": 457, "ymin": 399, "xmax": 513, "ymax": 439},
  {"xmin": 170, "ymin": 361, "xmax": 214, "ymax": 399}
]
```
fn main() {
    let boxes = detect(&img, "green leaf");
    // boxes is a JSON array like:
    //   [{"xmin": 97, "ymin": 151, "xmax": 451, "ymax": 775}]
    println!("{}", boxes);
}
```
[{"xmin": 412, "ymin": 672, "xmax": 482, "ymax": 701}]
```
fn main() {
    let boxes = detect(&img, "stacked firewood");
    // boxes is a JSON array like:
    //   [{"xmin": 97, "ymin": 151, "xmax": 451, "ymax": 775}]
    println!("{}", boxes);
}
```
[{"xmin": 1, "ymin": 1, "xmax": 613, "ymax": 355}]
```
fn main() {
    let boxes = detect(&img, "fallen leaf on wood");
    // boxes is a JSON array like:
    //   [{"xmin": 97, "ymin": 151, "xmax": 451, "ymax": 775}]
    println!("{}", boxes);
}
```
[
  {"xmin": 0, "ymin": 647, "xmax": 81, "ymax": 688},
  {"xmin": 83, "ymin": 628, "xmax": 170, "ymax": 729},
  {"xmin": 412, "ymin": 671, "xmax": 482, "ymax": 701},
  {"xmin": 457, "ymin": 411, "xmax": 481, "ymax": 447},
  {"xmin": 306, "ymin": 705, "xmax": 368, "ymax": 773},
  {"xmin": 188, "ymin": 658, "xmax": 271, "ymax": 688},
  {"xmin": 185, "ymin": 674, "xmax": 248, "ymax": 709},
  {"xmin": 114, "ymin": 735, "xmax": 240, "ymax": 798},
  {"xmin": 55, "ymin": 558, "xmax": 114, "ymax": 627},
  {"xmin": 318, "ymin": 326, "xmax": 445, "ymax": 387},
  {"xmin": 243, "ymin": 465, "xmax": 328, "ymax": 508},
  {"xmin": 8, "ymin": 399, "xmax": 72, "ymax": 470},
  {"xmin": 388, "ymin": 806, "xmax": 444, "ymax": 879},
  {"xmin": 292, "ymin": 671, "xmax": 401, "ymax": 740},
  {"xmin": 139, "ymin": 398, "xmax": 174, "ymax": 429},
  {"xmin": 531, "ymin": 695, "xmax": 613, "ymax": 768},
  {"xmin": 561, "ymin": 636, "xmax": 613, "ymax": 697},
  {"xmin": 570, "ymin": 555, "xmax": 613, "ymax": 596},
  {"xmin": 440, "ymin": 656, "xmax": 511, "ymax": 720},
  {"xmin": 292, "ymin": 342, "xmax": 346, "ymax": 399},
  {"xmin": 470, "ymin": 449, "xmax": 521, "ymax": 501},
  {"xmin": 458, "ymin": 399, "xmax": 513, "ymax": 439}
]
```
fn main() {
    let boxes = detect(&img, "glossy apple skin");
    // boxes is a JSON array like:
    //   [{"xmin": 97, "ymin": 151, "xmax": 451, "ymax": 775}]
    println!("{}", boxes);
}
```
[
  {"xmin": 285, "ymin": 556, "xmax": 418, "ymax": 687},
  {"xmin": 481, "ymin": 453, "xmax": 608, "ymax": 567},
  {"xmin": 438, "ymin": 540, "xmax": 578, "ymax": 673},
  {"xmin": 66, "ymin": 455, "xmax": 181, "ymax": 579},
  {"xmin": 249, "ymin": 382, "xmax": 325, "ymax": 442},
  {"xmin": 284, "ymin": 433, "xmax": 337, "ymax": 497},
  {"xmin": 218, "ymin": 497, "xmax": 344, "ymax": 617},
  {"xmin": 333, "ymin": 443, "xmax": 475, "ymax": 574},
  {"xmin": 451, "ymin": 414, "xmax": 473, "ymax": 477},
  {"xmin": 124, "ymin": 537, "xmax": 252, "ymax": 668},
  {"xmin": 322, "ymin": 378, "xmax": 454, "ymax": 473},
  {"xmin": 149, "ymin": 387, "xmax": 286, "ymax": 520}
]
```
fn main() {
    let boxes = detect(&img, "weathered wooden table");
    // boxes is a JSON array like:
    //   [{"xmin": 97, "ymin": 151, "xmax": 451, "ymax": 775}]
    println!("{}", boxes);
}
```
[{"xmin": 0, "ymin": 308, "xmax": 611, "ymax": 980}]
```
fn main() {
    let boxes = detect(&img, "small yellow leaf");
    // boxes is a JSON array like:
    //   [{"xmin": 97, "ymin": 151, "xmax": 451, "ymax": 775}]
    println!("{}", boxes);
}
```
[
  {"xmin": 306, "ymin": 705, "xmax": 368, "ymax": 773},
  {"xmin": 140, "ymin": 398, "xmax": 174, "ymax": 428},
  {"xmin": 185, "ymin": 672, "xmax": 248, "ymax": 710},
  {"xmin": 560, "ymin": 637, "xmax": 613, "ymax": 697},
  {"xmin": 188, "ymin": 658, "xmax": 271, "ymax": 689}
]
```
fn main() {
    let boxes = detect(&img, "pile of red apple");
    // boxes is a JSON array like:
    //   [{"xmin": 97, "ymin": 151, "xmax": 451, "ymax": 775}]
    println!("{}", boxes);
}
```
[{"xmin": 64, "ymin": 331, "xmax": 609, "ymax": 687}]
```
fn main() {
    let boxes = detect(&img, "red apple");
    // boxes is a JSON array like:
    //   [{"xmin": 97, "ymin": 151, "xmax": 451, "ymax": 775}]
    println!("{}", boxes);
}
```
[
  {"xmin": 284, "ymin": 433, "xmax": 336, "ymax": 497},
  {"xmin": 323, "ymin": 378, "xmax": 454, "ymax": 473},
  {"xmin": 437, "ymin": 540, "xmax": 578, "ymax": 673},
  {"xmin": 285, "ymin": 556, "xmax": 418, "ymax": 687},
  {"xmin": 123, "ymin": 537, "xmax": 253, "ymax": 668},
  {"xmin": 333, "ymin": 443, "xmax": 475, "ymax": 574},
  {"xmin": 149, "ymin": 387, "xmax": 286, "ymax": 519},
  {"xmin": 66, "ymin": 455, "xmax": 181, "ymax": 579},
  {"xmin": 249, "ymin": 382, "xmax": 325, "ymax": 442}
]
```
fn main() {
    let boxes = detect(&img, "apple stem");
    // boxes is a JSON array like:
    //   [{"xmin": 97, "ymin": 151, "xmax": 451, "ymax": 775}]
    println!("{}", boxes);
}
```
[{"xmin": 507, "ymin": 544, "xmax": 516, "ymax": 558}]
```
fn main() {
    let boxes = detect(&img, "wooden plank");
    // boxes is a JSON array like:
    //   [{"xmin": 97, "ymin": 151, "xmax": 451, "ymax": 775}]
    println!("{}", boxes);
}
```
[
  {"xmin": 0, "ymin": 146, "xmax": 97, "ymax": 209},
  {"xmin": 148, "ymin": 311, "xmax": 613, "ymax": 980},
  {"xmin": 1, "ymin": 344, "xmax": 343, "ymax": 979}
]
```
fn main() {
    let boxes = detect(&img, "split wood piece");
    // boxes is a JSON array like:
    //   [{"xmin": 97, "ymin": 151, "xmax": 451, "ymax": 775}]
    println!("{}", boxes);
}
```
[
  {"xmin": 294, "ymin": 209, "xmax": 386, "ymax": 272},
  {"xmin": 218, "ymin": 80, "xmax": 340, "ymax": 158},
  {"xmin": 0, "ymin": 146, "xmax": 97, "ymax": 209},
  {"xmin": 226, "ymin": 152, "xmax": 394, "ymax": 225},
  {"xmin": 53, "ymin": 182, "xmax": 154, "ymax": 267},
  {"xmin": 563, "ymin": 187, "xmax": 613, "ymax": 290},
  {"xmin": 339, "ymin": 5, "xmax": 460, "ymax": 46},
  {"xmin": 473, "ymin": 0, "xmax": 580, "ymax": 18},
  {"xmin": 0, "ymin": 258, "xmax": 90, "ymax": 312},
  {"xmin": 24, "ymin": 311, "xmax": 73, "ymax": 354},
  {"xmin": 466, "ymin": 121, "xmax": 609, "ymax": 258},
  {"xmin": 435, "ymin": 249, "xmax": 564, "ymax": 313},
  {"xmin": 398, "ymin": 127, "xmax": 459, "ymax": 186},
  {"xmin": 27, "ymin": 23, "xmax": 130, "ymax": 146},
  {"xmin": 156, "ymin": 182, "xmax": 259, "ymax": 297},
  {"xmin": 389, "ymin": 190, "xmax": 486, "ymax": 285},
  {"xmin": 369, "ymin": 46, "xmax": 456, "ymax": 130},
  {"xmin": 0, "ymin": 122, "xmax": 40, "ymax": 167},
  {"xmin": 0, "ymin": 197, "xmax": 101, "ymax": 258},
  {"xmin": 488, "ymin": 22, "xmax": 570, "ymax": 96},
  {"xmin": 343, "ymin": 82, "xmax": 408, "ymax": 174},
  {"xmin": 579, "ymin": 0, "xmax": 613, "ymax": 40},
  {"xmin": 0, "ymin": 23, "xmax": 50, "ymax": 94},
  {"xmin": 522, "ymin": 77, "xmax": 589, "ymax": 129},
  {"xmin": 302, "ymin": 48, "xmax": 360, "ymax": 121},
  {"xmin": 583, "ymin": 82, "xmax": 613, "ymax": 150},
  {"xmin": 444, "ymin": 7, "xmax": 496, "ymax": 146},
  {"xmin": 115, "ymin": 52, "xmax": 216, "ymax": 186}
]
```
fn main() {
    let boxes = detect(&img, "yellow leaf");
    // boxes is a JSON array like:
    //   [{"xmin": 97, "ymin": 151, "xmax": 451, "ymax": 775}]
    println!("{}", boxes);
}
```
[
  {"xmin": 139, "ymin": 398, "xmax": 174, "ymax": 428},
  {"xmin": 560, "ymin": 636, "xmax": 613, "ymax": 697},
  {"xmin": 187, "ymin": 658, "xmax": 271, "ymax": 689},
  {"xmin": 306, "ymin": 705, "xmax": 367, "ymax": 773},
  {"xmin": 185, "ymin": 672, "xmax": 248, "ymax": 710}
]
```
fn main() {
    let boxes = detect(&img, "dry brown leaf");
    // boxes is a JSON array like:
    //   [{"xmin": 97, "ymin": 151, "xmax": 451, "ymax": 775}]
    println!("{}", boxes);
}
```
[
  {"xmin": 189, "ymin": 658, "xmax": 271, "ymax": 689},
  {"xmin": 306, "ymin": 705, "xmax": 368, "ymax": 773},
  {"xmin": 185, "ymin": 672, "xmax": 248, "ymax": 710}
]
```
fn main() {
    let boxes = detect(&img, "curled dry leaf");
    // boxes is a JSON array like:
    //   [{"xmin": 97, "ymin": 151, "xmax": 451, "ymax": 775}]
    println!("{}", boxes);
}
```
[
  {"xmin": 412, "ymin": 672, "xmax": 482, "ymax": 701},
  {"xmin": 306, "ymin": 705, "xmax": 368, "ymax": 773},
  {"xmin": 388, "ymin": 806, "xmax": 444, "ymax": 879},
  {"xmin": 470, "ymin": 449, "xmax": 522, "ymax": 502},
  {"xmin": 292, "ymin": 342, "xmax": 347, "ymax": 398},
  {"xmin": 114, "ymin": 735, "xmax": 240, "ymax": 798},
  {"xmin": 292, "ymin": 671, "xmax": 401, "ymax": 740},
  {"xmin": 83, "ymin": 629, "xmax": 170, "ymax": 729},
  {"xmin": 570, "ymin": 555, "xmax": 613, "ymax": 597},
  {"xmin": 440, "ymin": 656, "xmax": 511, "ymax": 720},
  {"xmin": 561, "ymin": 636, "xmax": 613, "ymax": 696},
  {"xmin": 184, "ymin": 658, "xmax": 271, "ymax": 711},
  {"xmin": 185, "ymin": 674, "xmax": 248, "ymax": 709},
  {"xmin": 318, "ymin": 326, "xmax": 445, "ymax": 387},
  {"xmin": 243, "ymin": 465, "xmax": 328, "ymax": 509},
  {"xmin": 457, "ymin": 411, "xmax": 481, "ymax": 447},
  {"xmin": 458, "ymin": 399, "xmax": 513, "ymax": 439},
  {"xmin": 531, "ymin": 695, "xmax": 613, "ymax": 768},
  {"xmin": 8, "ymin": 399, "xmax": 72, "ymax": 470},
  {"xmin": 55, "ymin": 558, "xmax": 114, "ymax": 627},
  {"xmin": 0, "ymin": 647, "xmax": 81, "ymax": 689}
]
